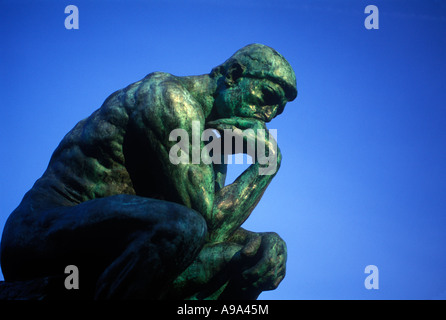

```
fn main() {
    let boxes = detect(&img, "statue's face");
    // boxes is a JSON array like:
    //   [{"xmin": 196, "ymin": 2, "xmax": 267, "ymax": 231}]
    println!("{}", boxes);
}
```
[{"xmin": 214, "ymin": 77, "xmax": 287, "ymax": 122}]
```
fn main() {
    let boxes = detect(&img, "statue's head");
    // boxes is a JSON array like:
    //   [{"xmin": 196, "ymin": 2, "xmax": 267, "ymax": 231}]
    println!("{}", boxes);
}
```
[{"xmin": 211, "ymin": 44, "xmax": 297, "ymax": 122}]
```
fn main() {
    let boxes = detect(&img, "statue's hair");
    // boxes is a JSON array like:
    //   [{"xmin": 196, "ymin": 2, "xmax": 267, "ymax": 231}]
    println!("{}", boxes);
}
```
[{"xmin": 211, "ymin": 44, "xmax": 297, "ymax": 102}]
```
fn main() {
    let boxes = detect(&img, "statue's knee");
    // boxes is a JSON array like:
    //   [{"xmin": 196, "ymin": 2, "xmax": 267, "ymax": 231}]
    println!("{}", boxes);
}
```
[{"xmin": 165, "ymin": 205, "xmax": 207, "ymax": 248}]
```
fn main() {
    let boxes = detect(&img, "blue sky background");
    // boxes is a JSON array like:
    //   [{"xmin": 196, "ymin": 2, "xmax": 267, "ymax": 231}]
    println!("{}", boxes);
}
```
[{"xmin": 1, "ymin": 0, "xmax": 446, "ymax": 299}]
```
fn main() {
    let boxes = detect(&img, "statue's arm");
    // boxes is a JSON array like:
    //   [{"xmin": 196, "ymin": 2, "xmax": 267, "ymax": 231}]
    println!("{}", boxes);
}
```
[
  {"xmin": 207, "ymin": 118, "xmax": 282, "ymax": 242},
  {"xmin": 208, "ymin": 161, "xmax": 279, "ymax": 242}
]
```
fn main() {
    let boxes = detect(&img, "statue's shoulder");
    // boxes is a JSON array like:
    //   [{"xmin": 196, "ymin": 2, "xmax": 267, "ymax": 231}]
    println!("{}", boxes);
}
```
[
  {"xmin": 121, "ymin": 72, "xmax": 189, "ymax": 108},
  {"xmin": 128, "ymin": 72, "xmax": 202, "ymax": 122},
  {"xmin": 139, "ymin": 71, "xmax": 183, "ymax": 90},
  {"xmin": 141, "ymin": 72, "xmax": 191, "ymax": 99},
  {"xmin": 144, "ymin": 71, "xmax": 178, "ymax": 81}
]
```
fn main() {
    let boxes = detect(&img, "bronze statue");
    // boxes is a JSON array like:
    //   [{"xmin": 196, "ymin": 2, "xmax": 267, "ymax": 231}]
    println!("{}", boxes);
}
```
[{"xmin": 0, "ymin": 44, "xmax": 297, "ymax": 299}]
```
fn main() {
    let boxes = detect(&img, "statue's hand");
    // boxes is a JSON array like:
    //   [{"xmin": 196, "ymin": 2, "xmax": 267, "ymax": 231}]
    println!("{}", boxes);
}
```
[
  {"xmin": 206, "ymin": 117, "xmax": 281, "ymax": 169},
  {"xmin": 166, "ymin": 231, "xmax": 286, "ymax": 299},
  {"xmin": 239, "ymin": 232, "xmax": 287, "ymax": 291},
  {"xmin": 206, "ymin": 116, "xmax": 266, "ymax": 135}
]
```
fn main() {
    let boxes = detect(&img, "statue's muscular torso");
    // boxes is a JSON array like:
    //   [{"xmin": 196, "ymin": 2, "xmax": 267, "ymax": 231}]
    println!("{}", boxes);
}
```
[{"xmin": 23, "ymin": 72, "xmax": 214, "ymax": 218}]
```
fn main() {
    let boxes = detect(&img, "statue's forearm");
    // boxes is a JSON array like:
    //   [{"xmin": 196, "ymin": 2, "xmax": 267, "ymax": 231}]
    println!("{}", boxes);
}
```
[{"xmin": 208, "ymin": 162, "xmax": 275, "ymax": 242}]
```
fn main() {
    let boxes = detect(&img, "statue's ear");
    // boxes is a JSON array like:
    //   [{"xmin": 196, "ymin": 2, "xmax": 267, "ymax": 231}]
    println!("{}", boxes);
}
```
[{"xmin": 225, "ymin": 62, "xmax": 245, "ymax": 87}]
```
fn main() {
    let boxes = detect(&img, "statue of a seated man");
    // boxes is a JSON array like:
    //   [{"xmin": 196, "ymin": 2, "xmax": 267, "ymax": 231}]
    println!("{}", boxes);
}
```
[{"xmin": 0, "ymin": 44, "xmax": 297, "ymax": 299}]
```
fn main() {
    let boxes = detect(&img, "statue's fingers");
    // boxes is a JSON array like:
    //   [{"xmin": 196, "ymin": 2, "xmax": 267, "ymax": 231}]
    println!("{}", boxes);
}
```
[
  {"xmin": 272, "ymin": 272, "xmax": 285, "ymax": 289},
  {"xmin": 242, "ymin": 256, "xmax": 270, "ymax": 281},
  {"xmin": 242, "ymin": 245, "xmax": 285, "ymax": 281},
  {"xmin": 251, "ymin": 257, "xmax": 286, "ymax": 291},
  {"xmin": 206, "ymin": 118, "xmax": 239, "ymax": 128},
  {"xmin": 241, "ymin": 233, "xmax": 262, "ymax": 257},
  {"xmin": 250, "ymin": 268, "xmax": 281, "ymax": 291},
  {"xmin": 207, "ymin": 117, "xmax": 265, "ymax": 131}
]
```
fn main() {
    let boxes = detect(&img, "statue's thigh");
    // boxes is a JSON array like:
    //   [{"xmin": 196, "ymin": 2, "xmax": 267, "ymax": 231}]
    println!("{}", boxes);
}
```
[{"xmin": 3, "ymin": 194, "xmax": 207, "ymax": 283}]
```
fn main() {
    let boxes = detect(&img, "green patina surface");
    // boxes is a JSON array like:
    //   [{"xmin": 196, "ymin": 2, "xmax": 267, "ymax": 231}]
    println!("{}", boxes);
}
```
[{"xmin": 0, "ymin": 44, "xmax": 297, "ymax": 299}]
